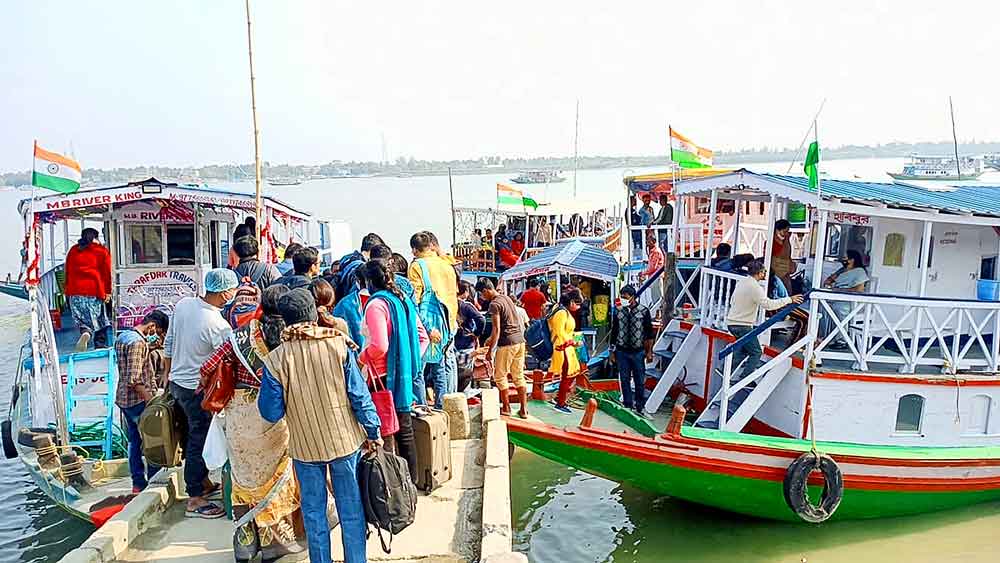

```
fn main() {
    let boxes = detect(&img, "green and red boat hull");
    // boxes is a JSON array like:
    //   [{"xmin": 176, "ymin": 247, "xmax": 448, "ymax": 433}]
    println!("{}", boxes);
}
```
[{"xmin": 507, "ymin": 415, "xmax": 1000, "ymax": 522}]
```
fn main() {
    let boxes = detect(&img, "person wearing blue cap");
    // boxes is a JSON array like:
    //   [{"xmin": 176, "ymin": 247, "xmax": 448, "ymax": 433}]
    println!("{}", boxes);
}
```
[{"xmin": 162, "ymin": 267, "xmax": 239, "ymax": 519}]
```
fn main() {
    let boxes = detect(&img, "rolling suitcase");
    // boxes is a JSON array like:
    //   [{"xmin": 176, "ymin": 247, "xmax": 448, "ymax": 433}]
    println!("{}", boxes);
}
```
[{"xmin": 411, "ymin": 406, "xmax": 451, "ymax": 492}]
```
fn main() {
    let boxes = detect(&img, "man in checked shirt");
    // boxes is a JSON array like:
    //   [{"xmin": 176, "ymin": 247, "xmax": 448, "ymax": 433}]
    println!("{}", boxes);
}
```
[{"xmin": 114, "ymin": 310, "xmax": 170, "ymax": 493}]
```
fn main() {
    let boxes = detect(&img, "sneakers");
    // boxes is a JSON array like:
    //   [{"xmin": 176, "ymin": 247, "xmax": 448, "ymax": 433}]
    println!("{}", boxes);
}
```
[{"xmin": 551, "ymin": 402, "xmax": 573, "ymax": 414}]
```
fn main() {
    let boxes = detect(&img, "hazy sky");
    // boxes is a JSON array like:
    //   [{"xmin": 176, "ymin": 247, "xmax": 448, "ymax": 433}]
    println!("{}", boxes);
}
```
[{"xmin": 1, "ymin": 1, "xmax": 996, "ymax": 172}]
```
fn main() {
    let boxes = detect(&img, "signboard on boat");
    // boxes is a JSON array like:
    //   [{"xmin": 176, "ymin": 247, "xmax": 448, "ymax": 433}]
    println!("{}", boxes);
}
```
[
  {"xmin": 116, "ymin": 268, "xmax": 199, "ymax": 328},
  {"xmin": 830, "ymin": 212, "xmax": 871, "ymax": 226}
]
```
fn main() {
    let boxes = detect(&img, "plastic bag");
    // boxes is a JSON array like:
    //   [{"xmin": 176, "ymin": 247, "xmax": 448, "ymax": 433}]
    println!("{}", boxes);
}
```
[{"xmin": 203, "ymin": 414, "xmax": 229, "ymax": 470}]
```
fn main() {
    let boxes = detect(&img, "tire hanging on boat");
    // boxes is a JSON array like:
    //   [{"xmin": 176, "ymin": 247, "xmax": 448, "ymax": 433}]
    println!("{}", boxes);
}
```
[
  {"xmin": 1, "ymin": 420, "xmax": 17, "ymax": 459},
  {"xmin": 782, "ymin": 452, "xmax": 843, "ymax": 523}
]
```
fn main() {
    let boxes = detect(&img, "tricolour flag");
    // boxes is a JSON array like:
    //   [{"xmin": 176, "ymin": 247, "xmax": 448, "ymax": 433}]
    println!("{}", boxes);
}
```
[
  {"xmin": 497, "ymin": 183, "xmax": 538, "ymax": 210},
  {"xmin": 803, "ymin": 141, "xmax": 820, "ymax": 189},
  {"xmin": 32, "ymin": 142, "xmax": 82, "ymax": 194},
  {"xmin": 669, "ymin": 127, "xmax": 713, "ymax": 169}
]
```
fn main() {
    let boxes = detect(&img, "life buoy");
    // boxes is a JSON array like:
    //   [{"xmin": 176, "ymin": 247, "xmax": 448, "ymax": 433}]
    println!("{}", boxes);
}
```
[{"xmin": 782, "ymin": 452, "xmax": 843, "ymax": 523}]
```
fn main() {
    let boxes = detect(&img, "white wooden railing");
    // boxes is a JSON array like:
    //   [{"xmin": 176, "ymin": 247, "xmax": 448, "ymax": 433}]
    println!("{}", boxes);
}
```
[
  {"xmin": 811, "ymin": 290, "xmax": 1000, "ymax": 374},
  {"xmin": 699, "ymin": 267, "xmax": 746, "ymax": 329},
  {"xmin": 629, "ymin": 224, "xmax": 709, "ymax": 260}
]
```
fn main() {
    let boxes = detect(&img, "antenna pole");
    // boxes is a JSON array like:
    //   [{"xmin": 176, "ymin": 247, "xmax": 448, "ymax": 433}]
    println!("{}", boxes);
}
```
[
  {"xmin": 573, "ymin": 99, "xmax": 580, "ymax": 198},
  {"xmin": 949, "ymin": 96, "xmax": 962, "ymax": 181},
  {"xmin": 245, "ymin": 0, "xmax": 263, "ymax": 239},
  {"xmin": 448, "ymin": 167, "xmax": 456, "ymax": 249}
]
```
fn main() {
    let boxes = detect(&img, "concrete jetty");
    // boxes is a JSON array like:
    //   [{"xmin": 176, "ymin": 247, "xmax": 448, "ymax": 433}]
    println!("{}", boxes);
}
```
[{"xmin": 57, "ymin": 390, "xmax": 523, "ymax": 563}]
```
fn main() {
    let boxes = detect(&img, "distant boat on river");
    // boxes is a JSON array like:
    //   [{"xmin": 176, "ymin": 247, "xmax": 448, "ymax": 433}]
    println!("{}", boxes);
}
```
[
  {"xmin": 510, "ymin": 170, "xmax": 566, "ymax": 184},
  {"xmin": 887, "ymin": 154, "xmax": 984, "ymax": 181},
  {"xmin": 266, "ymin": 177, "xmax": 302, "ymax": 186}
]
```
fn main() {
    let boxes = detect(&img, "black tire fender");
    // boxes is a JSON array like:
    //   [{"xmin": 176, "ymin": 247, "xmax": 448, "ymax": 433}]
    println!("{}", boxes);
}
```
[
  {"xmin": 782, "ymin": 452, "xmax": 843, "ymax": 523},
  {"xmin": 2, "ymin": 420, "xmax": 18, "ymax": 459}
]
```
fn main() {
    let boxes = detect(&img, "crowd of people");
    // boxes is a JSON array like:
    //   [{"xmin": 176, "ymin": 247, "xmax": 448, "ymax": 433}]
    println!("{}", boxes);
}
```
[
  {"xmin": 107, "ymin": 218, "xmax": 596, "ymax": 563},
  {"xmin": 470, "ymin": 223, "xmax": 526, "ymax": 270}
]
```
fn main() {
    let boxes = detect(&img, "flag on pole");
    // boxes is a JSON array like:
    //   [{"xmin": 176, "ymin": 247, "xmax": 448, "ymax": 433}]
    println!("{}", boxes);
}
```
[
  {"xmin": 497, "ymin": 183, "xmax": 538, "ymax": 210},
  {"xmin": 32, "ymin": 143, "xmax": 82, "ymax": 194},
  {"xmin": 669, "ymin": 127, "xmax": 714, "ymax": 169},
  {"xmin": 803, "ymin": 140, "xmax": 820, "ymax": 189}
]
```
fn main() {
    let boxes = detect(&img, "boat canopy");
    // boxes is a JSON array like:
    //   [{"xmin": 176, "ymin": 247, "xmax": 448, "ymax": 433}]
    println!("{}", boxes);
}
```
[
  {"xmin": 675, "ymin": 169, "xmax": 1000, "ymax": 225},
  {"xmin": 18, "ymin": 178, "xmax": 311, "ymax": 221},
  {"xmin": 499, "ymin": 239, "xmax": 619, "ymax": 282},
  {"xmin": 624, "ymin": 168, "xmax": 734, "ymax": 195}
]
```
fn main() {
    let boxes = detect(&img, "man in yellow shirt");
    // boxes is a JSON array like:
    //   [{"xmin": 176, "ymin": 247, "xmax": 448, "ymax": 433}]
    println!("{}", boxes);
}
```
[{"xmin": 408, "ymin": 231, "xmax": 460, "ymax": 406}]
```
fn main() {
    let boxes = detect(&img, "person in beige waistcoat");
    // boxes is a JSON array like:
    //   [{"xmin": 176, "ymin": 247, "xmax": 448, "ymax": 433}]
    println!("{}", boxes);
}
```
[{"xmin": 259, "ymin": 288, "xmax": 382, "ymax": 563}]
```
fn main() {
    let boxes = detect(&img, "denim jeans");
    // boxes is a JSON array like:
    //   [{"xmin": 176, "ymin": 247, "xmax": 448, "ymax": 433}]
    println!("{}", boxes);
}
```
[
  {"xmin": 423, "ymin": 346, "xmax": 457, "ymax": 408},
  {"xmin": 391, "ymin": 411, "xmax": 418, "ymax": 484},
  {"xmin": 615, "ymin": 350, "xmax": 647, "ymax": 412},
  {"xmin": 293, "ymin": 450, "xmax": 367, "ymax": 563},
  {"xmin": 121, "ymin": 401, "xmax": 160, "ymax": 490},
  {"xmin": 727, "ymin": 325, "xmax": 762, "ymax": 383},
  {"xmin": 169, "ymin": 382, "xmax": 211, "ymax": 498}
]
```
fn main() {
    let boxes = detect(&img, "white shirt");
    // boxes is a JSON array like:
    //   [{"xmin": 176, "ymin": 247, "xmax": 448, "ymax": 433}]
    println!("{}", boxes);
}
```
[
  {"xmin": 726, "ymin": 276, "xmax": 792, "ymax": 327},
  {"xmin": 163, "ymin": 296, "xmax": 232, "ymax": 389}
]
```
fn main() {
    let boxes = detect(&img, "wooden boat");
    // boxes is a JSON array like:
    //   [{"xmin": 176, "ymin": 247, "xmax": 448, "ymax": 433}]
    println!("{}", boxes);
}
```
[
  {"xmin": 1, "ymin": 179, "xmax": 335, "ymax": 525},
  {"xmin": 505, "ymin": 168, "xmax": 1000, "ymax": 523}
]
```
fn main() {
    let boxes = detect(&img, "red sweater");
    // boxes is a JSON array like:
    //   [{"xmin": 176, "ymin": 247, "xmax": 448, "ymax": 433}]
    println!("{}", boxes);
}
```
[{"xmin": 65, "ymin": 243, "xmax": 112, "ymax": 299}]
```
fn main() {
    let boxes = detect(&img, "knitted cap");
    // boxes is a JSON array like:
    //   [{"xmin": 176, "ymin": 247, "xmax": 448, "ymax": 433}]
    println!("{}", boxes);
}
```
[{"xmin": 278, "ymin": 288, "xmax": 318, "ymax": 326}]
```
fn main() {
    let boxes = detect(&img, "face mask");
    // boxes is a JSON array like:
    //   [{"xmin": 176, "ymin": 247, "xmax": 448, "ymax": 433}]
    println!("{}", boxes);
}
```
[{"xmin": 146, "ymin": 333, "xmax": 160, "ymax": 344}]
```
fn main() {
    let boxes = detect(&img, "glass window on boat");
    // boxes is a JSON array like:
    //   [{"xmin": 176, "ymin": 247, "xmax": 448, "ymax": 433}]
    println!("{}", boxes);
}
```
[
  {"xmin": 198, "ymin": 222, "xmax": 212, "ymax": 266},
  {"xmin": 126, "ymin": 225, "xmax": 164, "ymax": 265},
  {"xmin": 895, "ymin": 394, "xmax": 925, "ymax": 433},
  {"xmin": 166, "ymin": 225, "xmax": 196, "ymax": 266},
  {"xmin": 825, "ymin": 224, "xmax": 872, "ymax": 261},
  {"xmin": 882, "ymin": 233, "xmax": 905, "ymax": 267},
  {"xmin": 965, "ymin": 395, "xmax": 992, "ymax": 435}
]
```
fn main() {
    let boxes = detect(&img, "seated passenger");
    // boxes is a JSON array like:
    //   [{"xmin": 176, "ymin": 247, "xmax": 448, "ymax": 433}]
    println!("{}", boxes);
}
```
[
  {"xmin": 711, "ymin": 243, "xmax": 733, "ymax": 270},
  {"xmin": 821, "ymin": 249, "xmax": 869, "ymax": 348}
]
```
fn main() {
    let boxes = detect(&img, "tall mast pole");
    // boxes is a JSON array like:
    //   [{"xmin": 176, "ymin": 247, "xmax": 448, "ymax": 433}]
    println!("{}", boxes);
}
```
[
  {"xmin": 245, "ymin": 0, "xmax": 263, "ymax": 239},
  {"xmin": 573, "ymin": 99, "xmax": 580, "ymax": 198},
  {"xmin": 448, "ymin": 167, "xmax": 456, "ymax": 249},
  {"xmin": 949, "ymin": 96, "xmax": 962, "ymax": 181}
]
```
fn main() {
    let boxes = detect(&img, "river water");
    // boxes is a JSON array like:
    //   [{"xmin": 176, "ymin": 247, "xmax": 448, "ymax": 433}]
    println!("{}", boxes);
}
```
[{"xmin": 2, "ymin": 159, "xmax": 1000, "ymax": 561}]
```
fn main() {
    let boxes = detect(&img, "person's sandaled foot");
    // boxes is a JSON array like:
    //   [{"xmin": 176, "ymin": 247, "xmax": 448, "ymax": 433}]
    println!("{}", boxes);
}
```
[
  {"xmin": 185, "ymin": 502, "xmax": 225, "ymax": 519},
  {"xmin": 500, "ymin": 409, "xmax": 512, "ymax": 417},
  {"xmin": 517, "ymin": 411, "xmax": 529, "ymax": 420},
  {"xmin": 202, "ymin": 482, "xmax": 223, "ymax": 501}
]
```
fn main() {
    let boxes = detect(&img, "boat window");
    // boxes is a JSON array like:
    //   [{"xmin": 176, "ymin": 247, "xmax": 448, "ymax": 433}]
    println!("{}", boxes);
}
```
[
  {"xmin": 758, "ymin": 202, "xmax": 765, "ymax": 215},
  {"xmin": 825, "ymin": 225, "xmax": 841, "ymax": 257},
  {"xmin": 981, "ymin": 256, "xmax": 997, "ymax": 281},
  {"xmin": 166, "ymin": 225, "xmax": 196, "ymax": 266},
  {"xmin": 895, "ymin": 394, "xmax": 924, "ymax": 433},
  {"xmin": 966, "ymin": 395, "xmax": 992, "ymax": 435},
  {"xmin": 882, "ymin": 233, "xmax": 905, "ymax": 267},
  {"xmin": 126, "ymin": 225, "xmax": 164, "ymax": 265},
  {"xmin": 199, "ymin": 222, "xmax": 212, "ymax": 266},
  {"xmin": 696, "ymin": 198, "xmax": 710, "ymax": 214}
]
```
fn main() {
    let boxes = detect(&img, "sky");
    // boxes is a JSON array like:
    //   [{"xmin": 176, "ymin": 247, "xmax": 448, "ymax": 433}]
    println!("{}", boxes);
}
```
[{"xmin": 1, "ymin": 1, "xmax": 997, "ymax": 172}]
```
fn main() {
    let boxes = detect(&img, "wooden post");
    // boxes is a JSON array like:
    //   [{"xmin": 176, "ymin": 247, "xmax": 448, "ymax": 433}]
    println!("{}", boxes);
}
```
[
  {"xmin": 245, "ymin": 0, "xmax": 263, "ymax": 241},
  {"xmin": 662, "ymin": 252, "xmax": 677, "ymax": 321}
]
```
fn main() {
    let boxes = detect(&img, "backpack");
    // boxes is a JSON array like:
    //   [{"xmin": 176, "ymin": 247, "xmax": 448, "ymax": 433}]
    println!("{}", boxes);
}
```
[
  {"xmin": 525, "ymin": 306, "xmax": 562, "ymax": 362},
  {"xmin": 415, "ymin": 259, "xmax": 453, "ymax": 364},
  {"xmin": 138, "ymin": 391, "xmax": 183, "ymax": 468},
  {"xmin": 357, "ymin": 448, "xmax": 418, "ymax": 553}
]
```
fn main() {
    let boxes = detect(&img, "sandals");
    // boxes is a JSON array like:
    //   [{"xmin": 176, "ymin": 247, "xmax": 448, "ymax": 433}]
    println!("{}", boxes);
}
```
[
  {"xmin": 202, "ymin": 483, "xmax": 223, "ymax": 501},
  {"xmin": 185, "ymin": 502, "xmax": 225, "ymax": 519}
]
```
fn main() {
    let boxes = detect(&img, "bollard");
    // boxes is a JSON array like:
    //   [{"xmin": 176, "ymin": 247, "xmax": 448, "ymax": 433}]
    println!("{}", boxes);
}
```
[
  {"xmin": 442, "ymin": 392, "xmax": 471, "ymax": 439},
  {"xmin": 580, "ymin": 398, "xmax": 598, "ymax": 428},
  {"xmin": 530, "ymin": 369, "xmax": 546, "ymax": 400}
]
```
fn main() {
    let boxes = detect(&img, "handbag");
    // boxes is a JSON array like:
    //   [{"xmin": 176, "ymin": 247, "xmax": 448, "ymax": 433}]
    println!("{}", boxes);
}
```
[
  {"xmin": 201, "ymin": 361, "xmax": 235, "ymax": 414},
  {"xmin": 366, "ymin": 368, "xmax": 400, "ymax": 437}
]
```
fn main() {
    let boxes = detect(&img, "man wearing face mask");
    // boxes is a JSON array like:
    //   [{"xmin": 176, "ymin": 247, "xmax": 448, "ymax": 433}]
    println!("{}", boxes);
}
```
[
  {"xmin": 163, "ymin": 268, "xmax": 238, "ymax": 519},
  {"xmin": 114, "ymin": 310, "xmax": 170, "ymax": 493}
]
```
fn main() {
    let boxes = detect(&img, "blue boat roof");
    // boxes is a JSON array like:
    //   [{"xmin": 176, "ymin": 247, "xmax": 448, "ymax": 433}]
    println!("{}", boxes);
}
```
[
  {"xmin": 679, "ymin": 169, "xmax": 1000, "ymax": 219},
  {"xmin": 500, "ymin": 240, "xmax": 620, "ymax": 282}
]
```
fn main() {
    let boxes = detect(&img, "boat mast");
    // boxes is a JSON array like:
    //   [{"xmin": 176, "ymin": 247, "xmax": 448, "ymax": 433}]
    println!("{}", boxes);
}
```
[
  {"xmin": 573, "ymin": 99, "xmax": 580, "ymax": 198},
  {"xmin": 448, "ymin": 167, "xmax": 456, "ymax": 248},
  {"xmin": 949, "ymin": 96, "xmax": 962, "ymax": 181},
  {"xmin": 245, "ymin": 0, "xmax": 263, "ymax": 238}
]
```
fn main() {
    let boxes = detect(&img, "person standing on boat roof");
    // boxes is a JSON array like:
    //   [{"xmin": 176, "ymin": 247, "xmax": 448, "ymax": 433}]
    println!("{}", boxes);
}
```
[
  {"xmin": 610, "ymin": 285, "xmax": 654, "ymax": 418},
  {"xmin": 722, "ymin": 260, "xmax": 803, "ymax": 418},
  {"xmin": 114, "ymin": 310, "xmax": 169, "ymax": 493},
  {"xmin": 476, "ymin": 278, "xmax": 529, "ymax": 418},
  {"xmin": 654, "ymin": 193, "xmax": 674, "ymax": 245},
  {"xmin": 162, "ymin": 268, "xmax": 238, "ymax": 519},
  {"xmin": 638, "ymin": 193, "xmax": 655, "ymax": 226},
  {"xmin": 65, "ymin": 227, "xmax": 112, "ymax": 351},
  {"xmin": 232, "ymin": 236, "xmax": 282, "ymax": 292},
  {"xmin": 273, "ymin": 246, "xmax": 320, "ymax": 290},
  {"xmin": 409, "ymin": 231, "xmax": 460, "ymax": 407},
  {"xmin": 259, "ymin": 288, "xmax": 382, "ymax": 563},
  {"xmin": 276, "ymin": 242, "xmax": 303, "ymax": 276},
  {"xmin": 769, "ymin": 219, "xmax": 796, "ymax": 293},
  {"xmin": 550, "ymin": 288, "xmax": 585, "ymax": 414}
]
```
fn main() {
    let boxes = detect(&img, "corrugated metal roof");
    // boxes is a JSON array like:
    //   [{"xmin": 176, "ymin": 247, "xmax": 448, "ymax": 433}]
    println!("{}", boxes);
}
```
[
  {"xmin": 500, "ymin": 240, "xmax": 620, "ymax": 282},
  {"xmin": 762, "ymin": 173, "xmax": 1000, "ymax": 217}
]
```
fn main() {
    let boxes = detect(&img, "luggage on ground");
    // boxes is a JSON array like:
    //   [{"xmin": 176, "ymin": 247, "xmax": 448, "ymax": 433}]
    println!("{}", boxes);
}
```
[
  {"xmin": 358, "ymin": 448, "xmax": 418, "ymax": 553},
  {"xmin": 411, "ymin": 406, "xmax": 451, "ymax": 492}
]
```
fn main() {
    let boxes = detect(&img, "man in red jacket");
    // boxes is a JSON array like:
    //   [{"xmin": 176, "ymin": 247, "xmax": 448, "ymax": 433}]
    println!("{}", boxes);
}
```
[{"xmin": 65, "ymin": 228, "xmax": 113, "ymax": 351}]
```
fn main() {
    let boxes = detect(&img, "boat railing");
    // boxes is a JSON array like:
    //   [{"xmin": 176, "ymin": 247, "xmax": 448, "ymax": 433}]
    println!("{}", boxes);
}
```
[
  {"xmin": 809, "ymin": 289, "xmax": 1000, "ymax": 374},
  {"xmin": 629, "ymin": 224, "xmax": 708, "ymax": 261},
  {"xmin": 698, "ymin": 267, "xmax": 747, "ymax": 329}
]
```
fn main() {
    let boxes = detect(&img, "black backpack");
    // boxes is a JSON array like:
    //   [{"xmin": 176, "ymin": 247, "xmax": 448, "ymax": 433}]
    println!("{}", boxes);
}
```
[{"xmin": 357, "ymin": 448, "xmax": 418, "ymax": 553}]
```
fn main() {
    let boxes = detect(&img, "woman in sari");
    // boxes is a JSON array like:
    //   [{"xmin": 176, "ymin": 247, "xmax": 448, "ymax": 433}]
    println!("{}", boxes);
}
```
[
  {"xmin": 822, "ymin": 249, "xmax": 870, "ymax": 347},
  {"xmin": 550, "ymin": 288, "xmax": 585, "ymax": 414},
  {"xmin": 200, "ymin": 284, "xmax": 306, "ymax": 561}
]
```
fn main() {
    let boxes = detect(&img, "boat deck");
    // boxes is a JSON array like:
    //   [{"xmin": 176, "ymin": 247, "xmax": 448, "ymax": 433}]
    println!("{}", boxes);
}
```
[{"xmin": 113, "ymin": 439, "xmax": 484, "ymax": 563}]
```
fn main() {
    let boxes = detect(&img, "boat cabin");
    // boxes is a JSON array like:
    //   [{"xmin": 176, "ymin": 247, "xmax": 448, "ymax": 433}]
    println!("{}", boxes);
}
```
[{"xmin": 642, "ymin": 169, "xmax": 1000, "ymax": 447}]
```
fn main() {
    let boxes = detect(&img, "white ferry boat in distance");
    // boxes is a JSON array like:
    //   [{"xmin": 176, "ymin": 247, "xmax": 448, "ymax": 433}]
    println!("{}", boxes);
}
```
[
  {"xmin": 887, "ymin": 154, "xmax": 983, "ymax": 181},
  {"xmin": 510, "ymin": 170, "xmax": 566, "ymax": 184}
]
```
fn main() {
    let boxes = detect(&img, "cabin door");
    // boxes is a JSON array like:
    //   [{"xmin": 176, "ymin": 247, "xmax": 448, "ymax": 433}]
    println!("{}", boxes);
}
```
[
  {"xmin": 925, "ymin": 224, "xmax": 980, "ymax": 299},
  {"xmin": 871, "ymin": 218, "xmax": 920, "ymax": 295}
]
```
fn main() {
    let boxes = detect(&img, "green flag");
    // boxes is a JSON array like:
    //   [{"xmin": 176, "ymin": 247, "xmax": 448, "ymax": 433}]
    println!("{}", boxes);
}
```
[{"xmin": 803, "ymin": 141, "xmax": 820, "ymax": 189}]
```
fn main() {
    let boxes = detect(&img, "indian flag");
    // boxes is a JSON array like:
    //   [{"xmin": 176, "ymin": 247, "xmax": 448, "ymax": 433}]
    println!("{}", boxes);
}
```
[
  {"xmin": 669, "ymin": 127, "xmax": 714, "ymax": 169},
  {"xmin": 497, "ymin": 183, "xmax": 538, "ymax": 210},
  {"xmin": 32, "ymin": 142, "xmax": 82, "ymax": 194}
]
